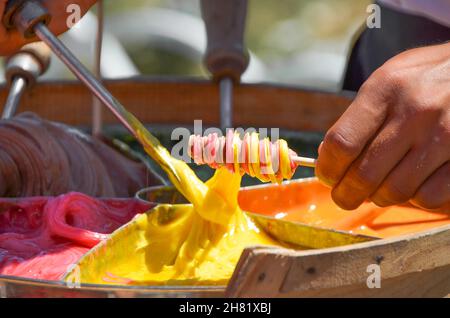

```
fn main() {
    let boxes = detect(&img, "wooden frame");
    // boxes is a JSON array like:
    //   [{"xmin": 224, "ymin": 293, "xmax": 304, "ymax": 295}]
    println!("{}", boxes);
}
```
[
  {"xmin": 227, "ymin": 224, "xmax": 450, "ymax": 297},
  {"xmin": 0, "ymin": 77, "xmax": 354, "ymax": 132}
]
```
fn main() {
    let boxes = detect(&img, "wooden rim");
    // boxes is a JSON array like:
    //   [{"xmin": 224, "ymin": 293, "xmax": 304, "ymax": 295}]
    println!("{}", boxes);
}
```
[{"xmin": 0, "ymin": 77, "xmax": 354, "ymax": 132}]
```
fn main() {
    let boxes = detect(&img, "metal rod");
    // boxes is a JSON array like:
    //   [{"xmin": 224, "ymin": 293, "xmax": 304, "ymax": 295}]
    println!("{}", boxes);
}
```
[
  {"xmin": 92, "ymin": 0, "xmax": 104, "ymax": 136},
  {"xmin": 219, "ymin": 77, "xmax": 233, "ymax": 130},
  {"xmin": 33, "ymin": 22, "xmax": 137, "ymax": 137},
  {"xmin": 2, "ymin": 77, "xmax": 26, "ymax": 119}
]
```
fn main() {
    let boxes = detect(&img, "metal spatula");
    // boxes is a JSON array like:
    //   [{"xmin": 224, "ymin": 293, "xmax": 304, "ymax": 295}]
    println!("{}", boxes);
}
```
[{"xmin": 246, "ymin": 212, "xmax": 377, "ymax": 249}]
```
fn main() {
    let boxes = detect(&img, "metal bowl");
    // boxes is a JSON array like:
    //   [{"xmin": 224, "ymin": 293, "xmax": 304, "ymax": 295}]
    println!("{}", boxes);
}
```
[
  {"xmin": 0, "ymin": 178, "xmax": 322, "ymax": 297},
  {"xmin": 1, "ymin": 178, "xmax": 319, "ymax": 297},
  {"xmin": 0, "ymin": 184, "xmax": 224, "ymax": 298}
]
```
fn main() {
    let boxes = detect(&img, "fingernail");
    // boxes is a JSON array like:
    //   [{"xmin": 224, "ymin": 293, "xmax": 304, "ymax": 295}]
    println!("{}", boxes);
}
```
[
  {"xmin": 315, "ymin": 165, "xmax": 337, "ymax": 188},
  {"xmin": 318, "ymin": 176, "xmax": 335, "ymax": 188}
]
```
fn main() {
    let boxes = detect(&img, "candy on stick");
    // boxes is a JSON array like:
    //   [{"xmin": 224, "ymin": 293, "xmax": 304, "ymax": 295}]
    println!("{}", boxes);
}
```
[{"xmin": 188, "ymin": 130, "xmax": 302, "ymax": 183}]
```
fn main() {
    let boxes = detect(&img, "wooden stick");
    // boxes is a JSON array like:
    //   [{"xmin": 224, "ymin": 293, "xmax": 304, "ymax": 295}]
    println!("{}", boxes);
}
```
[{"xmin": 292, "ymin": 155, "xmax": 316, "ymax": 168}]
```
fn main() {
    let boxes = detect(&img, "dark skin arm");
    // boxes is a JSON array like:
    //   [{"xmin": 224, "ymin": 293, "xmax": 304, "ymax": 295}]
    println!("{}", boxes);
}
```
[
  {"xmin": 316, "ymin": 42, "xmax": 450, "ymax": 213},
  {"xmin": 0, "ymin": 0, "xmax": 97, "ymax": 55}
]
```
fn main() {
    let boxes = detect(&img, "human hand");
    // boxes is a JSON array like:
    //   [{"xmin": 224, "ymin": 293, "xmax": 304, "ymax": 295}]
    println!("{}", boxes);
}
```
[
  {"xmin": 316, "ymin": 42, "xmax": 450, "ymax": 213},
  {"xmin": 0, "ymin": 0, "xmax": 97, "ymax": 55}
]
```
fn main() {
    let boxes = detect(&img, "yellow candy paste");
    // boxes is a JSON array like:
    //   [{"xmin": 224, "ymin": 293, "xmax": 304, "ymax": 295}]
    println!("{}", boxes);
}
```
[{"xmin": 73, "ymin": 116, "xmax": 287, "ymax": 285}]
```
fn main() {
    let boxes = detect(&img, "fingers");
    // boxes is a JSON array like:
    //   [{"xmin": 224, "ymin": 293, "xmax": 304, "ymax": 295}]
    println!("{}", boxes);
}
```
[
  {"xmin": 317, "ymin": 44, "xmax": 450, "ymax": 211},
  {"xmin": 411, "ymin": 162, "xmax": 450, "ymax": 212},
  {"xmin": 370, "ymin": 132, "xmax": 450, "ymax": 207},
  {"xmin": 331, "ymin": 119, "xmax": 411, "ymax": 210},
  {"xmin": 316, "ymin": 84, "xmax": 388, "ymax": 188},
  {"xmin": 330, "ymin": 108, "xmax": 449, "ymax": 210}
]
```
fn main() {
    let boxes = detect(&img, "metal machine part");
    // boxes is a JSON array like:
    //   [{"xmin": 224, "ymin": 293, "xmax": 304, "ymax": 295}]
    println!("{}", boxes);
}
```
[
  {"xmin": 3, "ymin": 0, "xmax": 188, "ymax": 186},
  {"xmin": 92, "ymin": 0, "xmax": 104, "ymax": 137},
  {"xmin": 2, "ymin": 77, "xmax": 26, "ymax": 119},
  {"xmin": 219, "ymin": 77, "xmax": 233, "ymax": 129},
  {"xmin": 2, "ymin": 41, "xmax": 51, "ymax": 118},
  {"xmin": 3, "ymin": 0, "xmax": 50, "ymax": 36},
  {"xmin": 3, "ymin": 0, "xmax": 143, "ymax": 138},
  {"xmin": 200, "ymin": 0, "xmax": 249, "ymax": 130}
]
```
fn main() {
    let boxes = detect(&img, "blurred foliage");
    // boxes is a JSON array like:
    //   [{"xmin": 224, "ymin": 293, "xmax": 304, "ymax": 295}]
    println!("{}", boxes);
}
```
[
  {"xmin": 247, "ymin": 0, "xmax": 370, "ymax": 54},
  {"xmin": 100, "ymin": 0, "xmax": 371, "ymax": 78},
  {"xmin": 128, "ymin": 46, "xmax": 203, "ymax": 76}
]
